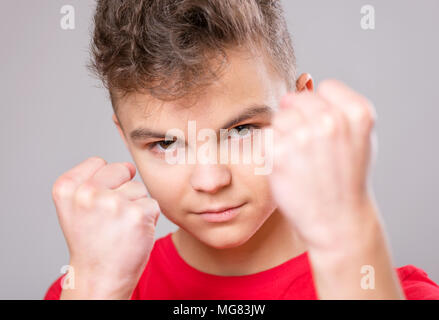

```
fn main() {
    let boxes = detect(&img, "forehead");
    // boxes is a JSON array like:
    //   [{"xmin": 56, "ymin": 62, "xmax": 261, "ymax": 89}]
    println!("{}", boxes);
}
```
[{"xmin": 117, "ymin": 48, "xmax": 286, "ymax": 133}]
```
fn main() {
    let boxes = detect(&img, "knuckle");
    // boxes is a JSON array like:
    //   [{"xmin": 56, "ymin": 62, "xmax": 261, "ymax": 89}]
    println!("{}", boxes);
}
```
[
  {"xmin": 363, "ymin": 103, "xmax": 376, "ymax": 128},
  {"xmin": 148, "ymin": 198, "xmax": 161, "ymax": 213},
  {"xmin": 319, "ymin": 112, "xmax": 338, "ymax": 137},
  {"xmin": 74, "ymin": 183, "xmax": 98, "ymax": 209},
  {"xmin": 87, "ymin": 156, "xmax": 107, "ymax": 166},
  {"xmin": 136, "ymin": 198, "xmax": 160, "ymax": 215},
  {"xmin": 349, "ymin": 100, "xmax": 375, "ymax": 127},
  {"xmin": 272, "ymin": 116, "xmax": 287, "ymax": 133},
  {"xmin": 317, "ymin": 78, "xmax": 339, "ymax": 92},
  {"xmin": 294, "ymin": 126, "xmax": 311, "ymax": 146},
  {"xmin": 337, "ymin": 112, "xmax": 350, "ymax": 136},
  {"xmin": 274, "ymin": 109, "xmax": 303, "ymax": 132},
  {"xmin": 97, "ymin": 193, "xmax": 122, "ymax": 213},
  {"xmin": 129, "ymin": 206, "xmax": 147, "ymax": 226},
  {"xmin": 131, "ymin": 199, "xmax": 160, "ymax": 226},
  {"xmin": 52, "ymin": 177, "xmax": 76, "ymax": 202}
]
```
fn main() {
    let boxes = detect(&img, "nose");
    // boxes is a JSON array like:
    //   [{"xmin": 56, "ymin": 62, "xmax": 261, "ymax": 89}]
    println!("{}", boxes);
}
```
[{"xmin": 190, "ymin": 163, "xmax": 232, "ymax": 194}]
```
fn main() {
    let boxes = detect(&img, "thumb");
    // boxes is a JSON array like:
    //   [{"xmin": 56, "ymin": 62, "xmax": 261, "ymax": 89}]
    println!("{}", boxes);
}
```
[{"xmin": 122, "ymin": 162, "xmax": 136, "ymax": 179}]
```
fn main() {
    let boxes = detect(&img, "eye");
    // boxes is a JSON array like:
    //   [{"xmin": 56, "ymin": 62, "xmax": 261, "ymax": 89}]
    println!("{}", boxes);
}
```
[
  {"xmin": 228, "ymin": 124, "xmax": 259, "ymax": 139},
  {"xmin": 148, "ymin": 137, "xmax": 178, "ymax": 153}
]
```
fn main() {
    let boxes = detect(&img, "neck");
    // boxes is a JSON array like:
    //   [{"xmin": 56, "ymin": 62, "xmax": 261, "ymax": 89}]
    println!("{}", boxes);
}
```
[{"xmin": 171, "ymin": 209, "xmax": 307, "ymax": 276}]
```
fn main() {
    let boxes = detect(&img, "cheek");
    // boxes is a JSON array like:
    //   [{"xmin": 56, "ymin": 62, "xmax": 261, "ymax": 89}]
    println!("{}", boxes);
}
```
[
  {"xmin": 254, "ymin": 179, "xmax": 277, "ymax": 215},
  {"xmin": 233, "ymin": 165, "xmax": 276, "ymax": 214},
  {"xmin": 136, "ymin": 163, "xmax": 186, "ymax": 216}
]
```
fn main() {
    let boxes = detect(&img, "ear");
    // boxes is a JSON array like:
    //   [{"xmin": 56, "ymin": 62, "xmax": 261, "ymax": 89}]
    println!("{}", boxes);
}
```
[
  {"xmin": 295, "ymin": 73, "xmax": 314, "ymax": 92},
  {"xmin": 112, "ymin": 113, "xmax": 129, "ymax": 148}
]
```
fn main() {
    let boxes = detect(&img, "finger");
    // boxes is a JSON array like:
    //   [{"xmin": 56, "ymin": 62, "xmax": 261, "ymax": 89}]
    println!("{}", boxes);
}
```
[
  {"xmin": 61, "ymin": 157, "xmax": 108, "ymax": 185},
  {"xmin": 93, "ymin": 189, "xmax": 125, "ymax": 218},
  {"xmin": 52, "ymin": 157, "xmax": 107, "ymax": 214},
  {"xmin": 114, "ymin": 180, "xmax": 149, "ymax": 201},
  {"xmin": 286, "ymin": 91, "xmax": 329, "ymax": 131},
  {"xmin": 273, "ymin": 92, "xmax": 307, "ymax": 134},
  {"xmin": 281, "ymin": 91, "xmax": 335, "ymax": 152},
  {"xmin": 132, "ymin": 198, "xmax": 161, "ymax": 228},
  {"xmin": 286, "ymin": 93, "xmax": 344, "ymax": 181},
  {"xmin": 270, "ymin": 95, "xmax": 309, "ymax": 172},
  {"xmin": 317, "ymin": 79, "xmax": 375, "ymax": 176},
  {"xmin": 282, "ymin": 92, "xmax": 358, "ymax": 201},
  {"xmin": 292, "ymin": 91, "xmax": 350, "ymax": 140},
  {"xmin": 88, "ymin": 162, "xmax": 136, "ymax": 189},
  {"xmin": 317, "ymin": 79, "xmax": 376, "ymax": 141}
]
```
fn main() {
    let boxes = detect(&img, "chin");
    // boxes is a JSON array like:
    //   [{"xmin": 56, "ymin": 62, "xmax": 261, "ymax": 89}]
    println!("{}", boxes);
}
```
[{"xmin": 198, "ymin": 224, "xmax": 257, "ymax": 249}]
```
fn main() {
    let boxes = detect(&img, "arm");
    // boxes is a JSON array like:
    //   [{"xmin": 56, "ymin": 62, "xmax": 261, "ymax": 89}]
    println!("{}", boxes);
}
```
[
  {"xmin": 50, "ymin": 157, "xmax": 160, "ymax": 299},
  {"xmin": 308, "ymin": 200, "xmax": 404, "ymax": 299},
  {"xmin": 269, "ymin": 79, "xmax": 404, "ymax": 299}
]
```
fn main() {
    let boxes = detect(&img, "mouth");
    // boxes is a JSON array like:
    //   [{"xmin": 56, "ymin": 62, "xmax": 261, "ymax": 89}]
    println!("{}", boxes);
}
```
[
  {"xmin": 196, "ymin": 203, "xmax": 246, "ymax": 223},
  {"xmin": 197, "ymin": 203, "xmax": 245, "ymax": 214}
]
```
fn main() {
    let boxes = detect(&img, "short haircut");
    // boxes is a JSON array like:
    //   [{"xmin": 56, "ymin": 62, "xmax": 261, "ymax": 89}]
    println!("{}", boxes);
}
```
[{"xmin": 88, "ymin": 0, "xmax": 297, "ymax": 113}]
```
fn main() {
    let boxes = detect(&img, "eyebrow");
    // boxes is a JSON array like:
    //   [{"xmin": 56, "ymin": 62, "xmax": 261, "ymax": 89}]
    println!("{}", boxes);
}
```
[{"xmin": 129, "ymin": 104, "xmax": 273, "ymax": 141}]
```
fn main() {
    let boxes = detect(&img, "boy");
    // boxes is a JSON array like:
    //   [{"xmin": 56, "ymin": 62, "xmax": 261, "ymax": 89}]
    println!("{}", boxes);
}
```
[{"xmin": 44, "ymin": 0, "xmax": 439, "ymax": 299}]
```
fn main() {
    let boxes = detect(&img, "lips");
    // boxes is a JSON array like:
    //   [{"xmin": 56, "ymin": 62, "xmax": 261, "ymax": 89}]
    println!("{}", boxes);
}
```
[
  {"xmin": 196, "ymin": 203, "xmax": 245, "ymax": 223},
  {"xmin": 196, "ymin": 203, "xmax": 245, "ymax": 214}
]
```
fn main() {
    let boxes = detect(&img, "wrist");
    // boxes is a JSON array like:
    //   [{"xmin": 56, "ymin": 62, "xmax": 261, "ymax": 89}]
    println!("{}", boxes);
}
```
[
  {"xmin": 307, "ymin": 195, "xmax": 384, "ymax": 255},
  {"xmin": 308, "ymin": 214, "xmax": 384, "ymax": 273},
  {"xmin": 309, "ymin": 207, "xmax": 384, "ymax": 265},
  {"xmin": 60, "ymin": 264, "xmax": 138, "ymax": 300},
  {"xmin": 307, "ymin": 210, "xmax": 404, "ymax": 299}
]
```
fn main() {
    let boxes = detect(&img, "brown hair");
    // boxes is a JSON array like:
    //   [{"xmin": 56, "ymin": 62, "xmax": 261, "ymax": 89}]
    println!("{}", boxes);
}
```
[{"xmin": 88, "ymin": 0, "xmax": 296, "ymax": 113}]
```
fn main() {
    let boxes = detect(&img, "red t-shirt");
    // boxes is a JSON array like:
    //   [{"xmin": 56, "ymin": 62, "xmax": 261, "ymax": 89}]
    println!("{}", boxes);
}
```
[{"xmin": 44, "ymin": 232, "xmax": 439, "ymax": 299}]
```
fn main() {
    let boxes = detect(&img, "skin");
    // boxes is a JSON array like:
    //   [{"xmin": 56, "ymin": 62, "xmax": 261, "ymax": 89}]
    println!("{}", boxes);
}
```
[
  {"xmin": 269, "ymin": 81, "xmax": 403, "ymax": 299},
  {"xmin": 54, "ymin": 159, "xmax": 158, "ymax": 299},
  {"xmin": 54, "ymin": 46, "xmax": 404, "ymax": 299},
  {"xmin": 114, "ymin": 47, "xmax": 308, "ymax": 277}
]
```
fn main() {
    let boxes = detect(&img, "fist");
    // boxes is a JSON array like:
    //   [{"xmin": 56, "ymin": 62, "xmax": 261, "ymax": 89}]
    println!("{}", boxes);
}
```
[
  {"xmin": 268, "ymin": 79, "xmax": 378, "ymax": 251},
  {"xmin": 51, "ymin": 157, "xmax": 160, "ymax": 297}
]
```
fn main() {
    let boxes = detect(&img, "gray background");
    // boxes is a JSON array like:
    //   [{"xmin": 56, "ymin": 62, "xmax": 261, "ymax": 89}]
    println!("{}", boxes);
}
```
[{"xmin": 0, "ymin": 0, "xmax": 437, "ymax": 299}]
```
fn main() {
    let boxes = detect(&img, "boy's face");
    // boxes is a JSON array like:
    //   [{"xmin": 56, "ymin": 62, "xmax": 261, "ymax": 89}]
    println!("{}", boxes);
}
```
[{"xmin": 114, "ymin": 48, "xmax": 289, "ymax": 249}]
